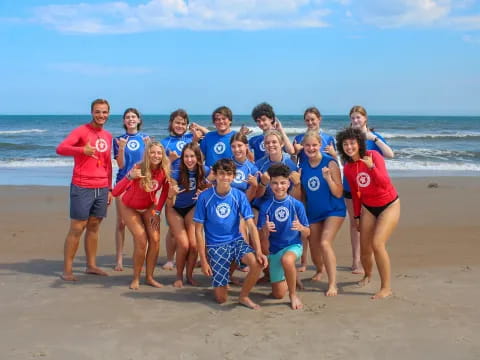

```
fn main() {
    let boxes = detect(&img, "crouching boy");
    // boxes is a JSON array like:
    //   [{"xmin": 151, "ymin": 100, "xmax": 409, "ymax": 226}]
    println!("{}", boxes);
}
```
[
  {"xmin": 194, "ymin": 159, "xmax": 268, "ymax": 309},
  {"xmin": 257, "ymin": 164, "xmax": 310, "ymax": 310}
]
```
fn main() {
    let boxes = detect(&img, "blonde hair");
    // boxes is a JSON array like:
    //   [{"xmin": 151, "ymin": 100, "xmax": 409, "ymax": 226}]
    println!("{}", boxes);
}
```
[
  {"xmin": 349, "ymin": 105, "xmax": 367, "ymax": 118},
  {"xmin": 140, "ymin": 141, "xmax": 171, "ymax": 192},
  {"xmin": 264, "ymin": 129, "xmax": 284, "ymax": 145},
  {"xmin": 302, "ymin": 130, "xmax": 322, "ymax": 146}
]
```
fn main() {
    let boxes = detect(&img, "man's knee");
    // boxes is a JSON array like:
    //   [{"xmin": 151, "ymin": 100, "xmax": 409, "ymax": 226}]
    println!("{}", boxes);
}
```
[{"xmin": 86, "ymin": 217, "xmax": 102, "ymax": 231}]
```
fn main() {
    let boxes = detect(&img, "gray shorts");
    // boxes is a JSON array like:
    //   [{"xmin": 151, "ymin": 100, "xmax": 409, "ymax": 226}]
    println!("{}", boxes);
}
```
[{"xmin": 70, "ymin": 184, "xmax": 109, "ymax": 220}]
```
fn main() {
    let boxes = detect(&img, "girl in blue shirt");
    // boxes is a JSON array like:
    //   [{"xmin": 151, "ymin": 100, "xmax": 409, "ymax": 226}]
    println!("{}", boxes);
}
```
[
  {"xmin": 300, "ymin": 131, "xmax": 345, "ymax": 296},
  {"xmin": 113, "ymin": 108, "xmax": 149, "ymax": 272},
  {"xmin": 166, "ymin": 143, "xmax": 211, "ymax": 288},
  {"xmin": 344, "ymin": 105, "xmax": 394, "ymax": 275}
]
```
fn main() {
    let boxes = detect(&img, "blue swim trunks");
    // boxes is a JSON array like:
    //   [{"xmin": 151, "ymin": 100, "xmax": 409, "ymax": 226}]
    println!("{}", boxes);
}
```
[
  {"xmin": 268, "ymin": 244, "xmax": 303, "ymax": 283},
  {"xmin": 70, "ymin": 184, "xmax": 109, "ymax": 220},
  {"xmin": 206, "ymin": 238, "xmax": 254, "ymax": 287}
]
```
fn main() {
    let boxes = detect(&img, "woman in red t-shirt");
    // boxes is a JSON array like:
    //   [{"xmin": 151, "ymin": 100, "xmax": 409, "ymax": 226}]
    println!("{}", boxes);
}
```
[
  {"xmin": 337, "ymin": 128, "xmax": 400, "ymax": 299},
  {"xmin": 113, "ymin": 141, "xmax": 170, "ymax": 290}
]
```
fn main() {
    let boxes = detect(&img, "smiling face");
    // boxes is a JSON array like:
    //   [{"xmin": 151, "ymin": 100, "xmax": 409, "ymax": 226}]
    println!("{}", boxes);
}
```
[
  {"xmin": 270, "ymin": 176, "xmax": 290, "ymax": 199},
  {"xmin": 350, "ymin": 112, "xmax": 368, "ymax": 130},
  {"xmin": 213, "ymin": 113, "xmax": 232, "ymax": 134},
  {"xmin": 231, "ymin": 140, "xmax": 248, "ymax": 161},
  {"xmin": 214, "ymin": 169, "xmax": 235, "ymax": 187},
  {"xmin": 171, "ymin": 116, "xmax": 188, "ymax": 136},
  {"xmin": 182, "ymin": 148, "xmax": 198, "ymax": 170},
  {"xmin": 91, "ymin": 103, "xmax": 110, "ymax": 128},
  {"xmin": 148, "ymin": 145, "xmax": 164, "ymax": 166},
  {"xmin": 255, "ymin": 115, "xmax": 274, "ymax": 131},
  {"xmin": 264, "ymin": 133, "xmax": 282, "ymax": 157},
  {"xmin": 123, "ymin": 111, "xmax": 140, "ymax": 133},
  {"xmin": 342, "ymin": 138, "xmax": 360, "ymax": 160},
  {"xmin": 303, "ymin": 135, "xmax": 321, "ymax": 159},
  {"xmin": 304, "ymin": 111, "xmax": 321, "ymax": 131}
]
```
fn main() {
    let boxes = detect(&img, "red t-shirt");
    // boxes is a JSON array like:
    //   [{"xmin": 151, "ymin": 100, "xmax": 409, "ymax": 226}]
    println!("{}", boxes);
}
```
[
  {"xmin": 112, "ymin": 167, "xmax": 169, "ymax": 212},
  {"xmin": 56, "ymin": 123, "xmax": 112, "ymax": 189},
  {"xmin": 343, "ymin": 150, "xmax": 398, "ymax": 217}
]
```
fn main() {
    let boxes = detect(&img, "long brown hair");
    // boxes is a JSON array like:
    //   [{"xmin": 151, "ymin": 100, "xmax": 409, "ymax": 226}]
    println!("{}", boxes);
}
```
[
  {"xmin": 139, "ymin": 141, "xmax": 171, "ymax": 192},
  {"xmin": 179, "ymin": 143, "xmax": 207, "ymax": 191}
]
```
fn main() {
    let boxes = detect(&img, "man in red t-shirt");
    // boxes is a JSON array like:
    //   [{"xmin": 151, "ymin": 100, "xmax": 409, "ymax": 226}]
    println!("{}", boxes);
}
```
[{"xmin": 56, "ymin": 99, "xmax": 113, "ymax": 281}]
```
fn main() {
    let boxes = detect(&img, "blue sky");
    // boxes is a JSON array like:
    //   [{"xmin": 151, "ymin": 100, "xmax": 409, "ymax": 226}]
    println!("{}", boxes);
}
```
[{"xmin": 1, "ymin": 0, "xmax": 479, "ymax": 115}]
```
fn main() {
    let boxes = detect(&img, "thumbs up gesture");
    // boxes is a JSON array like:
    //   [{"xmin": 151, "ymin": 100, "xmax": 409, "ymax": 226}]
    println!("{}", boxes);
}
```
[
  {"xmin": 265, "ymin": 215, "xmax": 276, "ymax": 233},
  {"xmin": 289, "ymin": 168, "xmax": 301, "ymax": 186},
  {"xmin": 290, "ymin": 215, "xmax": 303, "ymax": 231},
  {"xmin": 128, "ymin": 165, "xmax": 145, "ymax": 180},
  {"xmin": 83, "ymin": 142, "xmax": 96, "ymax": 157}
]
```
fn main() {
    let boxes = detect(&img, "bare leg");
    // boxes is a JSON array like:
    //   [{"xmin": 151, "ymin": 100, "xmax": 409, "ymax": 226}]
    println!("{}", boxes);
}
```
[
  {"xmin": 185, "ymin": 209, "xmax": 199, "ymax": 286},
  {"xmin": 358, "ymin": 207, "xmax": 376, "ymax": 287},
  {"xmin": 162, "ymin": 229, "xmax": 176, "ymax": 270},
  {"xmin": 62, "ymin": 219, "xmax": 87, "ymax": 281},
  {"xmin": 371, "ymin": 200, "xmax": 400, "ymax": 299},
  {"xmin": 282, "ymin": 251, "xmax": 303, "ymax": 309},
  {"xmin": 346, "ymin": 198, "xmax": 363, "ymax": 274},
  {"xmin": 84, "ymin": 216, "xmax": 108, "ymax": 276},
  {"xmin": 167, "ymin": 207, "xmax": 189, "ymax": 288},
  {"xmin": 213, "ymin": 286, "xmax": 228, "ymax": 304},
  {"xmin": 309, "ymin": 222, "xmax": 326, "ymax": 281},
  {"xmin": 319, "ymin": 216, "xmax": 344, "ymax": 296},
  {"xmin": 238, "ymin": 252, "xmax": 262, "ymax": 310},
  {"xmin": 114, "ymin": 197, "xmax": 126, "ymax": 271},
  {"xmin": 297, "ymin": 233, "xmax": 308, "ymax": 272},
  {"xmin": 143, "ymin": 209, "xmax": 163, "ymax": 288}
]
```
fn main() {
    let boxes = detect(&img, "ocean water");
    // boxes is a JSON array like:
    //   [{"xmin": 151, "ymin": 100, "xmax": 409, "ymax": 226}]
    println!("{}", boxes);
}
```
[{"xmin": 0, "ymin": 114, "xmax": 478, "ymax": 186}]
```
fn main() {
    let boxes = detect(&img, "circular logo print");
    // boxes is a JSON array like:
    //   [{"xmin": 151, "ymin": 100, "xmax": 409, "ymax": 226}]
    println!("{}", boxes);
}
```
[
  {"xmin": 307, "ymin": 176, "xmax": 320, "ymax": 191},
  {"xmin": 234, "ymin": 170, "xmax": 245, "ymax": 184},
  {"xmin": 356, "ymin": 172, "xmax": 371, "ymax": 188},
  {"xmin": 127, "ymin": 139, "xmax": 140, "ymax": 151},
  {"xmin": 176, "ymin": 141, "xmax": 186, "ymax": 152},
  {"xmin": 189, "ymin": 178, "xmax": 196, "ymax": 190},
  {"xmin": 213, "ymin": 142, "xmax": 226, "ymax": 155},
  {"xmin": 274, "ymin": 206, "xmax": 290, "ymax": 222},
  {"xmin": 95, "ymin": 138, "xmax": 108, "ymax": 152},
  {"xmin": 216, "ymin": 202, "xmax": 231, "ymax": 218},
  {"xmin": 259, "ymin": 140, "xmax": 265, "ymax": 152},
  {"xmin": 149, "ymin": 179, "xmax": 159, "ymax": 192}
]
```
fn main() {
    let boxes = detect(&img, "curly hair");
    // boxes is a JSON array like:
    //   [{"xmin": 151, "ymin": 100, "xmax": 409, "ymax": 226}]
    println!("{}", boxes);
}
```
[
  {"xmin": 336, "ymin": 127, "xmax": 366, "ymax": 164},
  {"xmin": 251, "ymin": 102, "xmax": 275, "ymax": 123},
  {"xmin": 168, "ymin": 109, "xmax": 189, "ymax": 134},
  {"xmin": 179, "ymin": 143, "xmax": 207, "ymax": 191}
]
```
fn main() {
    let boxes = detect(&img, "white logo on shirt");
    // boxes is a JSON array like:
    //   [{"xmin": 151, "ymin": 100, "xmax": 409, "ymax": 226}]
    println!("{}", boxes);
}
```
[
  {"xmin": 176, "ymin": 141, "xmax": 186, "ymax": 152},
  {"xmin": 148, "ymin": 180, "xmax": 159, "ymax": 192},
  {"xmin": 356, "ymin": 172, "xmax": 371, "ymax": 187},
  {"xmin": 95, "ymin": 138, "xmax": 108, "ymax": 152},
  {"xmin": 214, "ymin": 142, "xmax": 226, "ymax": 155},
  {"xmin": 189, "ymin": 178, "xmax": 196, "ymax": 190},
  {"xmin": 234, "ymin": 169, "xmax": 245, "ymax": 183},
  {"xmin": 127, "ymin": 139, "xmax": 140, "ymax": 151},
  {"xmin": 307, "ymin": 176, "xmax": 320, "ymax": 191},
  {"xmin": 274, "ymin": 206, "xmax": 290, "ymax": 222},
  {"xmin": 216, "ymin": 202, "xmax": 231, "ymax": 218},
  {"xmin": 259, "ymin": 140, "xmax": 265, "ymax": 151}
]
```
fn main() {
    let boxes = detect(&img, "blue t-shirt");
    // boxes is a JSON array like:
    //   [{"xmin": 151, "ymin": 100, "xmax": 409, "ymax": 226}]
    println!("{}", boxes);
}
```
[
  {"xmin": 171, "ymin": 163, "xmax": 210, "ymax": 209},
  {"xmin": 231, "ymin": 158, "xmax": 259, "ymax": 193},
  {"xmin": 257, "ymin": 195, "xmax": 309, "ymax": 254},
  {"xmin": 301, "ymin": 154, "xmax": 346, "ymax": 223},
  {"xmin": 161, "ymin": 133, "xmax": 194, "ymax": 168},
  {"xmin": 294, "ymin": 130, "xmax": 335, "ymax": 167},
  {"xmin": 200, "ymin": 130, "xmax": 236, "ymax": 167},
  {"xmin": 253, "ymin": 154, "xmax": 298, "ymax": 208},
  {"xmin": 193, "ymin": 187, "xmax": 253, "ymax": 246},
  {"xmin": 343, "ymin": 131, "xmax": 388, "ymax": 193},
  {"xmin": 248, "ymin": 134, "xmax": 266, "ymax": 162},
  {"xmin": 113, "ymin": 132, "xmax": 148, "ymax": 183}
]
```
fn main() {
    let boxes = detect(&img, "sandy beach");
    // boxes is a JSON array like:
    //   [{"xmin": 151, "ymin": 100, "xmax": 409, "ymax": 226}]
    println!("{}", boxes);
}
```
[{"xmin": 1, "ymin": 176, "xmax": 479, "ymax": 360}]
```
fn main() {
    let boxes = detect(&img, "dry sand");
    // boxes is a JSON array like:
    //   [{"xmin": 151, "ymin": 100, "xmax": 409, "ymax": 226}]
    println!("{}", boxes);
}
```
[{"xmin": 0, "ymin": 177, "xmax": 479, "ymax": 359}]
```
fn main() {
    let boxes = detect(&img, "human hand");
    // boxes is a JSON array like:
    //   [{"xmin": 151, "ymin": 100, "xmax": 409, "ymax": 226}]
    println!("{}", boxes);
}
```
[
  {"xmin": 265, "ymin": 215, "xmax": 276, "ymax": 233},
  {"xmin": 83, "ymin": 142, "xmax": 96, "ymax": 157},
  {"xmin": 290, "ymin": 215, "xmax": 304, "ymax": 232},
  {"xmin": 201, "ymin": 260, "xmax": 213, "ymax": 277},
  {"xmin": 360, "ymin": 155, "xmax": 374, "ymax": 169},
  {"xmin": 289, "ymin": 168, "xmax": 301, "ymax": 186},
  {"xmin": 321, "ymin": 166, "xmax": 332, "ymax": 181},
  {"xmin": 256, "ymin": 253, "xmax": 269, "ymax": 269}
]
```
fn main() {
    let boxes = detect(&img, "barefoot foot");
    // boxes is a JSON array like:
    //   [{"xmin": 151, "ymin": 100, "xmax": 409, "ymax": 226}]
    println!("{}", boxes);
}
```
[
  {"xmin": 146, "ymin": 278, "xmax": 164, "ymax": 288},
  {"xmin": 114, "ymin": 263, "xmax": 124, "ymax": 272},
  {"xmin": 371, "ymin": 288, "xmax": 392, "ymax": 299},
  {"xmin": 162, "ymin": 261, "xmax": 175, "ymax": 271},
  {"xmin": 297, "ymin": 264, "xmax": 307, "ymax": 273},
  {"xmin": 311, "ymin": 271, "xmax": 324, "ymax": 282},
  {"xmin": 326, "ymin": 285, "xmax": 338, "ymax": 297},
  {"xmin": 290, "ymin": 294, "xmax": 303, "ymax": 310},
  {"xmin": 173, "ymin": 279, "xmax": 184, "ymax": 288},
  {"xmin": 61, "ymin": 273, "xmax": 77, "ymax": 281},
  {"xmin": 229, "ymin": 277, "xmax": 242, "ymax": 286},
  {"xmin": 357, "ymin": 276, "xmax": 371, "ymax": 287},
  {"xmin": 129, "ymin": 279, "xmax": 140, "ymax": 290},
  {"xmin": 296, "ymin": 278, "xmax": 304, "ymax": 290},
  {"xmin": 85, "ymin": 267, "xmax": 108, "ymax": 276},
  {"xmin": 239, "ymin": 296, "xmax": 260, "ymax": 310},
  {"xmin": 187, "ymin": 277, "xmax": 199, "ymax": 287}
]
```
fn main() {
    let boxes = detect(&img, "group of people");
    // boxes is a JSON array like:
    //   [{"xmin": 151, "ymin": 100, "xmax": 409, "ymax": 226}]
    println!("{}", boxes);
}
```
[{"xmin": 56, "ymin": 99, "xmax": 400, "ymax": 310}]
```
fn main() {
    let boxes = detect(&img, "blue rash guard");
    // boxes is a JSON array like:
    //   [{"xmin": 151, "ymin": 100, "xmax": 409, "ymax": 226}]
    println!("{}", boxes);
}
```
[
  {"xmin": 200, "ymin": 130, "xmax": 236, "ymax": 167},
  {"xmin": 113, "ymin": 132, "xmax": 148, "ymax": 183}
]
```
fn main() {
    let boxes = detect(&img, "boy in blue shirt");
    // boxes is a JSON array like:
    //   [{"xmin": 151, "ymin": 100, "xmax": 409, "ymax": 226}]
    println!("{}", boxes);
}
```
[
  {"xmin": 257, "ymin": 164, "xmax": 310, "ymax": 310},
  {"xmin": 194, "ymin": 159, "xmax": 268, "ymax": 309}
]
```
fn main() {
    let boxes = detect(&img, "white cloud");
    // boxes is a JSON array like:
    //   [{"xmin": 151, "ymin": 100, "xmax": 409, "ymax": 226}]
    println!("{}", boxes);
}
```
[
  {"xmin": 49, "ymin": 62, "xmax": 154, "ymax": 76},
  {"xmin": 463, "ymin": 34, "xmax": 480, "ymax": 43},
  {"xmin": 33, "ymin": 0, "xmax": 330, "ymax": 33}
]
